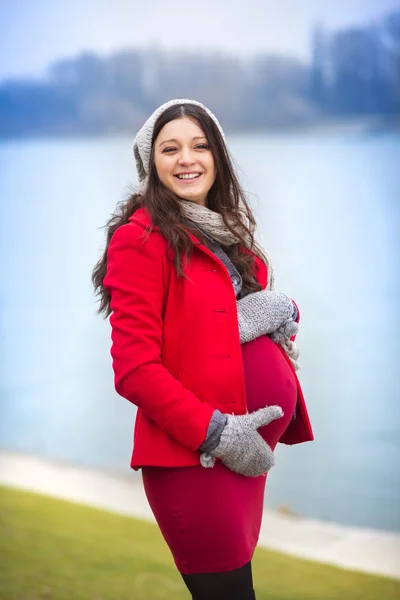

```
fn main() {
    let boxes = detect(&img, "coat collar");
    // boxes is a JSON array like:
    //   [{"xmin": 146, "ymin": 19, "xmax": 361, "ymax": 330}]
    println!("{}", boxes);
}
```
[{"xmin": 129, "ymin": 207, "xmax": 268, "ymax": 288}]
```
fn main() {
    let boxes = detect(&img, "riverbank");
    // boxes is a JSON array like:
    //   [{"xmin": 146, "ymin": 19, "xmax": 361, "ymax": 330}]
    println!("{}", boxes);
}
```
[
  {"xmin": 4, "ymin": 485, "xmax": 400, "ymax": 600},
  {"xmin": 1, "ymin": 450, "xmax": 399, "ymax": 580}
]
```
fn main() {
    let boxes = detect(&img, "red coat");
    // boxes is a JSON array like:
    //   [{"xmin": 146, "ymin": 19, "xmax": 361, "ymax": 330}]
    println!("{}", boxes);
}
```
[{"xmin": 104, "ymin": 207, "xmax": 313, "ymax": 470}]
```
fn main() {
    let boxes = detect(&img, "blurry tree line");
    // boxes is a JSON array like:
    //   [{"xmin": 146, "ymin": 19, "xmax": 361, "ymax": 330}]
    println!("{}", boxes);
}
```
[{"xmin": 0, "ymin": 10, "xmax": 398, "ymax": 137}]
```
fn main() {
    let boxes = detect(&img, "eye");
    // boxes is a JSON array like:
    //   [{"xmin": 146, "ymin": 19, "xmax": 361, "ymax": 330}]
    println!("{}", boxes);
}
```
[
  {"xmin": 195, "ymin": 144, "xmax": 209, "ymax": 150},
  {"xmin": 162, "ymin": 146, "xmax": 177, "ymax": 153}
]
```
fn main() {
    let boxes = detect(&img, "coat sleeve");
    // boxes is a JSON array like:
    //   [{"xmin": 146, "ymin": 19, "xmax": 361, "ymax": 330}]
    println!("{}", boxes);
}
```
[{"xmin": 103, "ymin": 223, "xmax": 215, "ymax": 452}]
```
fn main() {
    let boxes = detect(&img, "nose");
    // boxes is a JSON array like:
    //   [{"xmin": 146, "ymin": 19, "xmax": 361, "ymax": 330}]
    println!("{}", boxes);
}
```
[{"xmin": 178, "ymin": 148, "xmax": 195, "ymax": 166}]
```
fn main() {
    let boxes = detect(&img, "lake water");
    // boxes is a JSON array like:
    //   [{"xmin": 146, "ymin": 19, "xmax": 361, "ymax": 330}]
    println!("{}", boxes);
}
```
[{"xmin": 1, "ymin": 133, "xmax": 399, "ymax": 532}]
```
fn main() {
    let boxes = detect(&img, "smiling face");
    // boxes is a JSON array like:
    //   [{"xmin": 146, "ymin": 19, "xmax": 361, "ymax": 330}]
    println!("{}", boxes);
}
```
[{"xmin": 153, "ymin": 116, "xmax": 216, "ymax": 206}]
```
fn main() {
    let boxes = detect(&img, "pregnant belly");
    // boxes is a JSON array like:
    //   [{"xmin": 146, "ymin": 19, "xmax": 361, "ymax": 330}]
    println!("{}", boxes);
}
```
[{"xmin": 241, "ymin": 335, "xmax": 297, "ymax": 450}]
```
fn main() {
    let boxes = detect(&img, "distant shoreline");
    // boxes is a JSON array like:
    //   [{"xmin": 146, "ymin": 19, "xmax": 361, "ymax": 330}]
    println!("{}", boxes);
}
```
[
  {"xmin": 1, "ymin": 116, "xmax": 399, "ymax": 142},
  {"xmin": 1, "ymin": 450, "xmax": 399, "ymax": 580}
]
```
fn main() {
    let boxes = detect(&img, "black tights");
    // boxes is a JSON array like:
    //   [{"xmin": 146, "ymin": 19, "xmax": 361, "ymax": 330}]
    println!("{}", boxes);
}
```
[{"xmin": 180, "ymin": 561, "xmax": 256, "ymax": 600}]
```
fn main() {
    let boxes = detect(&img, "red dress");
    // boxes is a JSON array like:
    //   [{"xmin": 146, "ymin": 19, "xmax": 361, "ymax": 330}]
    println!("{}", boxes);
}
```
[{"xmin": 142, "ymin": 335, "xmax": 297, "ymax": 574}]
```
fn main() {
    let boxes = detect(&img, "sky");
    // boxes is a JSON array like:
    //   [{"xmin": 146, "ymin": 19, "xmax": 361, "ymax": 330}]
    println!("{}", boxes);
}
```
[{"xmin": 0, "ymin": 0, "xmax": 399, "ymax": 81}]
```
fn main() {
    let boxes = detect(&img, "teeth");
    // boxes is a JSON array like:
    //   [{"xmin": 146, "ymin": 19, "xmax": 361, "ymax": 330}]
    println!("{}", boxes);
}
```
[{"xmin": 177, "ymin": 173, "xmax": 201, "ymax": 179}]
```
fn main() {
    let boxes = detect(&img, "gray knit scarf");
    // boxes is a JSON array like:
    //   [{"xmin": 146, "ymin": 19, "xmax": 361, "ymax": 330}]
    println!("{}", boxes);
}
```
[
  {"xmin": 179, "ymin": 199, "xmax": 300, "ymax": 368},
  {"xmin": 179, "ymin": 199, "xmax": 275, "ymax": 288}
]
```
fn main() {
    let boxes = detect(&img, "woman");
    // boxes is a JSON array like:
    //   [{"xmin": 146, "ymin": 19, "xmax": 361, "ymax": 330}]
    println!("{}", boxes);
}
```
[{"xmin": 92, "ymin": 99, "xmax": 314, "ymax": 600}]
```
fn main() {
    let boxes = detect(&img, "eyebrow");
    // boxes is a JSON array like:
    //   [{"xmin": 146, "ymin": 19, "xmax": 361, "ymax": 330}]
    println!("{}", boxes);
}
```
[{"xmin": 159, "ymin": 136, "xmax": 207, "ymax": 147}]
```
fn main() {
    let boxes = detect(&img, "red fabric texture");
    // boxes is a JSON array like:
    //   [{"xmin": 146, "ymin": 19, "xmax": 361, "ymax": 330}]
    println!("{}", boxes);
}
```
[
  {"xmin": 142, "ymin": 461, "xmax": 266, "ymax": 575},
  {"xmin": 142, "ymin": 336, "xmax": 298, "ymax": 574},
  {"xmin": 103, "ymin": 207, "xmax": 314, "ymax": 470}
]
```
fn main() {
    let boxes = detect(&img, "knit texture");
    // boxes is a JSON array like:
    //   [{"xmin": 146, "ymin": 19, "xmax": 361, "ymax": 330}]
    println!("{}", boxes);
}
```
[
  {"xmin": 200, "ymin": 406, "xmax": 283, "ymax": 477},
  {"xmin": 180, "ymin": 200, "xmax": 275, "ymax": 287},
  {"xmin": 237, "ymin": 290, "xmax": 294, "ymax": 343},
  {"xmin": 133, "ymin": 98, "xmax": 225, "ymax": 194},
  {"xmin": 270, "ymin": 319, "xmax": 299, "ymax": 344}
]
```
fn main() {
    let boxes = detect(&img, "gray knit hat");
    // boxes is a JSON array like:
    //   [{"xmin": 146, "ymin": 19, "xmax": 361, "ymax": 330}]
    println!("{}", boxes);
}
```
[{"xmin": 133, "ymin": 98, "xmax": 225, "ymax": 193}]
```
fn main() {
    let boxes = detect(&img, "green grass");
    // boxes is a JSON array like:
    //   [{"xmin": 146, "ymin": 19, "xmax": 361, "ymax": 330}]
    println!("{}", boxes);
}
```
[{"xmin": 0, "ymin": 485, "xmax": 399, "ymax": 600}]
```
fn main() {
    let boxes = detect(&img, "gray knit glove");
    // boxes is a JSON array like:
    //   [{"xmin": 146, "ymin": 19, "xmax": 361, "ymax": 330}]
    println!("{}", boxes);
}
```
[
  {"xmin": 237, "ymin": 290, "xmax": 294, "ymax": 344},
  {"xmin": 200, "ymin": 406, "xmax": 283, "ymax": 477},
  {"xmin": 270, "ymin": 318, "xmax": 299, "ymax": 343}
]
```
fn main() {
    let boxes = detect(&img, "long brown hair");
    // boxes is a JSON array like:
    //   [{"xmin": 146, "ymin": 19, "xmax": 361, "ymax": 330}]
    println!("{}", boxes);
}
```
[{"xmin": 92, "ymin": 103, "xmax": 262, "ymax": 316}]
